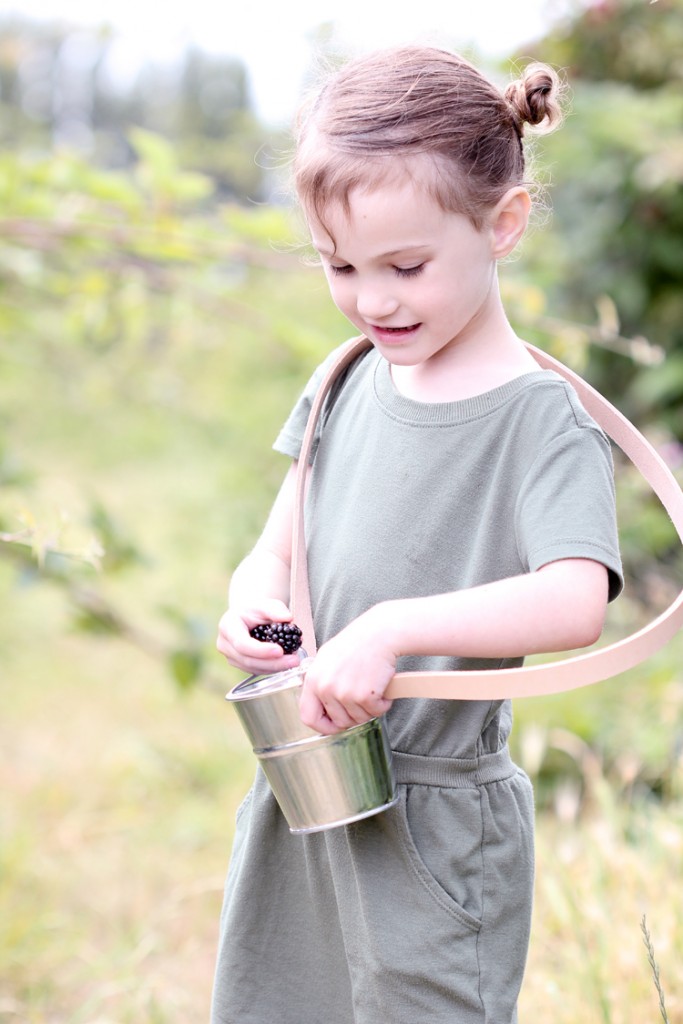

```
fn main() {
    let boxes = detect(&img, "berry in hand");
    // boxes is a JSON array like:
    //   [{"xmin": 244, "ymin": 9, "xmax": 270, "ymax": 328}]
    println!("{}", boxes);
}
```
[{"xmin": 249, "ymin": 621, "xmax": 303, "ymax": 654}]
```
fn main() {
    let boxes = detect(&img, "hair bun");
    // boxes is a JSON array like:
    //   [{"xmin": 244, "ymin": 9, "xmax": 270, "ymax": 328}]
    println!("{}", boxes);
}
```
[{"xmin": 504, "ymin": 62, "xmax": 563, "ymax": 136}]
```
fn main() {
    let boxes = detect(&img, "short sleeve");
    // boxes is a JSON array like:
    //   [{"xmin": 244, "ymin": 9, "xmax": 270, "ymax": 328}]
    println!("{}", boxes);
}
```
[
  {"xmin": 273, "ymin": 361, "xmax": 328, "ymax": 463},
  {"xmin": 515, "ymin": 425, "xmax": 623, "ymax": 601},
  {"xmin": 273, "ymin": 342, "xmax": 369, "ymax": 463}
]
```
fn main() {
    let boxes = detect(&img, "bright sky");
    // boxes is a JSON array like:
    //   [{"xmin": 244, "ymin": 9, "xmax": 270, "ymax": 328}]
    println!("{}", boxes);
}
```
[{"xmin": 8, "ymin": 0, "xmax": 575, "ymax": 124}]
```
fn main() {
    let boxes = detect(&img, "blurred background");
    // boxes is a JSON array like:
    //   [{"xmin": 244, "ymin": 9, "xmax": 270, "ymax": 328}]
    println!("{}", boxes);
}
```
[{"xmin": 1, "ymin": 0, "xmax": 682, "ymax": 1020}]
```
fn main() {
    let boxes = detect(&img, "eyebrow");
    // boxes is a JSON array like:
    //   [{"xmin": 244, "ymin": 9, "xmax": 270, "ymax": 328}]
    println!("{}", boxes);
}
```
[
  {"xmin": 380, "ymin": 245, "xmax": 431, "ymax": 259},
  {"xmin": 312, "ymin": 242, "xmax": 431, "ymax": 260}
]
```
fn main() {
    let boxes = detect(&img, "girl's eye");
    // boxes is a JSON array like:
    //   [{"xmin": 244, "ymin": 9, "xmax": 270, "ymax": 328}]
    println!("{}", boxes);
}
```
[{"xmin": 327, "ymin": 262, "xmax": 424, "ymax": 278}]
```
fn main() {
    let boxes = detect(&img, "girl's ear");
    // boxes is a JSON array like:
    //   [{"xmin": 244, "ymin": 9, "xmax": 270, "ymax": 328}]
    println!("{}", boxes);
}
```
[{"xmin": 490, "ymin": 188, "xmax": 531, "ymax": 259}]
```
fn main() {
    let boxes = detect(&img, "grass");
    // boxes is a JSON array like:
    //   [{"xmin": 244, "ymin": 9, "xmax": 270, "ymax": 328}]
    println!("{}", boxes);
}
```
[
  {"xmin": 521, "ymin": 803, "xmax": 682, "ymax": 1023},
  {"xmin": 0, "ymin": 577, "xmax": 253, "ymax": 1023}
]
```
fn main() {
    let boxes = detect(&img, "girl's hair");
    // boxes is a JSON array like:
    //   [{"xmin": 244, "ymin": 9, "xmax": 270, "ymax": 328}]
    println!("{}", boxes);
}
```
[{"xmin": 294, "ymin": 46, "xmax": 564, "ymax": 231}]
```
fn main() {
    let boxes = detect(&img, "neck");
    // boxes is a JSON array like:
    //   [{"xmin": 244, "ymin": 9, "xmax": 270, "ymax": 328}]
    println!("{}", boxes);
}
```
[{"xmin": 391, "ymin": 295, "xmax": 538, "ymax": 403}]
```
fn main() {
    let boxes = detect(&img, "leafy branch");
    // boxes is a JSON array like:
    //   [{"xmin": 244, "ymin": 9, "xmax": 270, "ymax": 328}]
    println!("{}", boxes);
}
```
[{"xmin": 0, "ymin": 526, "xmax": 226, "ymax": 696}]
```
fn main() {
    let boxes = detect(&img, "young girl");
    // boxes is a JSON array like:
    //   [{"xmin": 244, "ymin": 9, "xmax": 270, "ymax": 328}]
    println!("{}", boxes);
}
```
[{"xmin": 213, "ymin": 46, "xmax": 622, "ymax": 1023}]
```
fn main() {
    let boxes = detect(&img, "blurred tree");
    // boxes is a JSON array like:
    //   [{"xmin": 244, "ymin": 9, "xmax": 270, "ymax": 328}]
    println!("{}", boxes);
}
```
[
  {"xmin": 172, "ymin": 47, "xmax": 282, "ymax": 200},
  {"xmin": 538, "ymin": 0, "xmax": 683, "ymax": 90},
  {"xmin": 516, "ymin": 0, "xmax": 683, "ymax": 437},
  {"xmin": 0, "ymin": 14, "xmax": 278, "ymax": 201}
]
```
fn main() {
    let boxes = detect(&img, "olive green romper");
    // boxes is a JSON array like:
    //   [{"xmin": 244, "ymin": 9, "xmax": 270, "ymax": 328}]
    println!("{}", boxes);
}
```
[{"xmin": 211, "ymin": 344, "xmax": 622, "ymax": 1023}]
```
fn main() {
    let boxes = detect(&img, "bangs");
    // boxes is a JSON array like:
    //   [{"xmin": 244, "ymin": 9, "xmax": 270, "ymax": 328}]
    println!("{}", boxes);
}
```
[{"xmin": 295, "ymin": 143, "xmax": 485, "ymax": 238}]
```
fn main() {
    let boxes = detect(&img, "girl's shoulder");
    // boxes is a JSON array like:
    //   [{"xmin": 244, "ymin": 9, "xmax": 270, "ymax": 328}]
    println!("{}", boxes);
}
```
[
  {"xmin": 302, "ymin": 336, "xmax": 375, "ymax": 401},
  {"xmin": 516, "ymin": 370, "xmax": 608, "ymax": 433},
  {"xmin": 273, "ymin": 338, "xmax": 376, "ymax": 462}
]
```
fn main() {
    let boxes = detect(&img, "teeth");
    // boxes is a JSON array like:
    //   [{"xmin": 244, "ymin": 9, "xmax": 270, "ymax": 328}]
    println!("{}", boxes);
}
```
[{"xmin": 373, "ymin": 324, "xmax": 419, "ymax": 334}]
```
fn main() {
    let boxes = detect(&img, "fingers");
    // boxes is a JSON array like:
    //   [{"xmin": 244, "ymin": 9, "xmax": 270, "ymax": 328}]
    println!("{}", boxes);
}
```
[
  {"xmin": 226, "ymin": 646, "xmax": 301, "ymax": 677},
  {"xmin": 255, "ymin": 598, "xmax": 296, "ymax": 625},
  {"xmin": 216, "ymin": 607, "xmax": 301, "ymax": 676},
  {"xmin": 299, "ymin": 671, "xmax": 392, "ymax": 735},
  {"xmin": 218, "ymin": 603, "xmax": 396, "ymax": 731},
  {"xmin": 298, "ymin": 686, "xmax": 356, "ymax": 735}
]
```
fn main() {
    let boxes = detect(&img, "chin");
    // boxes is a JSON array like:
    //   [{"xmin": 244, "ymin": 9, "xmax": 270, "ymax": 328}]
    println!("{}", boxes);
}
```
[{"xmin": 378, "ymin": 347, "xmax": 425, "ymax": 367}]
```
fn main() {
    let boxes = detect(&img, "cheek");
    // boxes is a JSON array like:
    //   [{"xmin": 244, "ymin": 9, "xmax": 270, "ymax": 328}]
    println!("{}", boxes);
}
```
[
  {"xmin": 325, "ymin": 275, "xmax": 354, "ymax": 315},
  {"xmin": 417, "ymin": 279, "xmax": 451, "ymax": 318}
]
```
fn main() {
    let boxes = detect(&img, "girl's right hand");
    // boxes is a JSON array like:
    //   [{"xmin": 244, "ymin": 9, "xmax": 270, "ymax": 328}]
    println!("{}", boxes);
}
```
[{"xmin": 216, "ymin": 598, "xmax": 303, "ymax": 676}]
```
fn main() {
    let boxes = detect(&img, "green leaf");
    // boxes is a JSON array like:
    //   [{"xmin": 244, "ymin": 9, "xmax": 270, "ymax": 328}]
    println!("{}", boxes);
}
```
[{"xmin": 168, "ymin": 649, "xmax": 203, "ymax": 692}]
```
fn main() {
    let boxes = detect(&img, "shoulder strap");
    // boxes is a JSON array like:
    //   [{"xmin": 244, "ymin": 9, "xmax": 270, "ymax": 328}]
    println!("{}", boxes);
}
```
[{"xmin": 291, "ymin": 336, "xmax": 683, "ymax": 700}]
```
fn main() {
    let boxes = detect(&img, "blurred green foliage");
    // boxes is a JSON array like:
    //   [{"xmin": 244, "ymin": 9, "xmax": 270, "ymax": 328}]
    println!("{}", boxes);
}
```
[
  {"xmin": 0, "ymin": 130, "xmax": 347, "ymax": 696},
  {"xmin": 517, "ymin": 0, "xmax": 683, "ymax": 437},
  {"xmin": 537, "ymin": 0, "xmax": 683, "ymax": 90}
]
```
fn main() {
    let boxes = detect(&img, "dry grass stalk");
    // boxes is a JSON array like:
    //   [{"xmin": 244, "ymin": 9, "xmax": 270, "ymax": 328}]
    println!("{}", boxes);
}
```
[{"xmin": 641, "ymin": 915, "xmax": 670, "ymax": 1024}]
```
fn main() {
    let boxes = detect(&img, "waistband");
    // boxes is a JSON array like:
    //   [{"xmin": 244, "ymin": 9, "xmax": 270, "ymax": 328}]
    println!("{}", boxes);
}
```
[{"xmin": 392, "ymin": 747, "xmax": 516, "ymax": 788}]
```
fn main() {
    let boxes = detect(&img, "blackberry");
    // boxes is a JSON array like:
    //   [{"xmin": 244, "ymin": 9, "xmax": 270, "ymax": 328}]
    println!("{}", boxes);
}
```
[{"xmin": 249, "ymin": 621, "xmax": 303, "ymax": 654}]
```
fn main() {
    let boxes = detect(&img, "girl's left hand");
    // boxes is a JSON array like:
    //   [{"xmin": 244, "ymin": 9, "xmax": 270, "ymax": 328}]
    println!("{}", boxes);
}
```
[{"xmin": 298, "ymin": 605, "xmax": 397, "ymax": 735}]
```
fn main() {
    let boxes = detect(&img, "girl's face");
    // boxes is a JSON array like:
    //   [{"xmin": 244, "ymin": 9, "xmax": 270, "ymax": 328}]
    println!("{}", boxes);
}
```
[{"xmin": 308, "ymin": 176, "xmax": 501, "ymax": 371}]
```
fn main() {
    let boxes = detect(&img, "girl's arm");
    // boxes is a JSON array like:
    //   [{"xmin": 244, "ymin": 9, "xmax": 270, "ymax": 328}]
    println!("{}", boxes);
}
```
[
  {"xmin": 299, "ymin": 558, "xmax": 609, "ymax": 734},
  {"xmin": 216, "ymin": 461, "xmax": 305, "ymax": 677}
]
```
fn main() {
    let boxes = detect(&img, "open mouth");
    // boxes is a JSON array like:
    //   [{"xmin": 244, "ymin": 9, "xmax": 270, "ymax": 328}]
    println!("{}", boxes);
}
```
[{"xmin": 373, "ymin": 323, "xmax": 421, "ymax": 337}]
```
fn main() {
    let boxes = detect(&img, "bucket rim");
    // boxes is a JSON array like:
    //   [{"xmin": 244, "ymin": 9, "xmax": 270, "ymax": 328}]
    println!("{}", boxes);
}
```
[
  {"xmin": 288, "ymin": 795, "xmax": 399, "ymax": 834},
  {"xmin": 226, "ymin": 662, "xmax": 309, "ymax": 702}
]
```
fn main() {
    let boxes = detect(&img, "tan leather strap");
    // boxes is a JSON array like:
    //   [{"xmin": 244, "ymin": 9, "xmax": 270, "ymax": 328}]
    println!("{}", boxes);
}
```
[{"xmin": 291, "ymin": 335, "xmax": 683, "ymax": 700}]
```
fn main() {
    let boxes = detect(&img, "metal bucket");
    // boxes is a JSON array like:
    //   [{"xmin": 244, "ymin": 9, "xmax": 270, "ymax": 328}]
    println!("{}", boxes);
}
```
[{"xmin": 226, "ymin": 664, "xmax": 397, "ymax": 834}]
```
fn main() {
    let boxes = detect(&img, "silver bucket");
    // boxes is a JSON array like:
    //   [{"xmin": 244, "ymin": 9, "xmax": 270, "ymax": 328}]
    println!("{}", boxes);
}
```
[{"xmin": 226, "ymin": 664, "xmax": 397, "ymax": 834}]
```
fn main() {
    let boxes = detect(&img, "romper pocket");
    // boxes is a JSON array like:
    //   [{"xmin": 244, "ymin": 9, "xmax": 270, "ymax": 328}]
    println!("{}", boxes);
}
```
[{"xmin": 392, "ymin": 785, "xmax": 483, "ymax": 933}]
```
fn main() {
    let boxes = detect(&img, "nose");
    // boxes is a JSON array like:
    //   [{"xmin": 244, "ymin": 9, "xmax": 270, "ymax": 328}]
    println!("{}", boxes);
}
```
[{"xmin": 355, "ymin": 280, "xmax": 399, "ymax": 322}]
